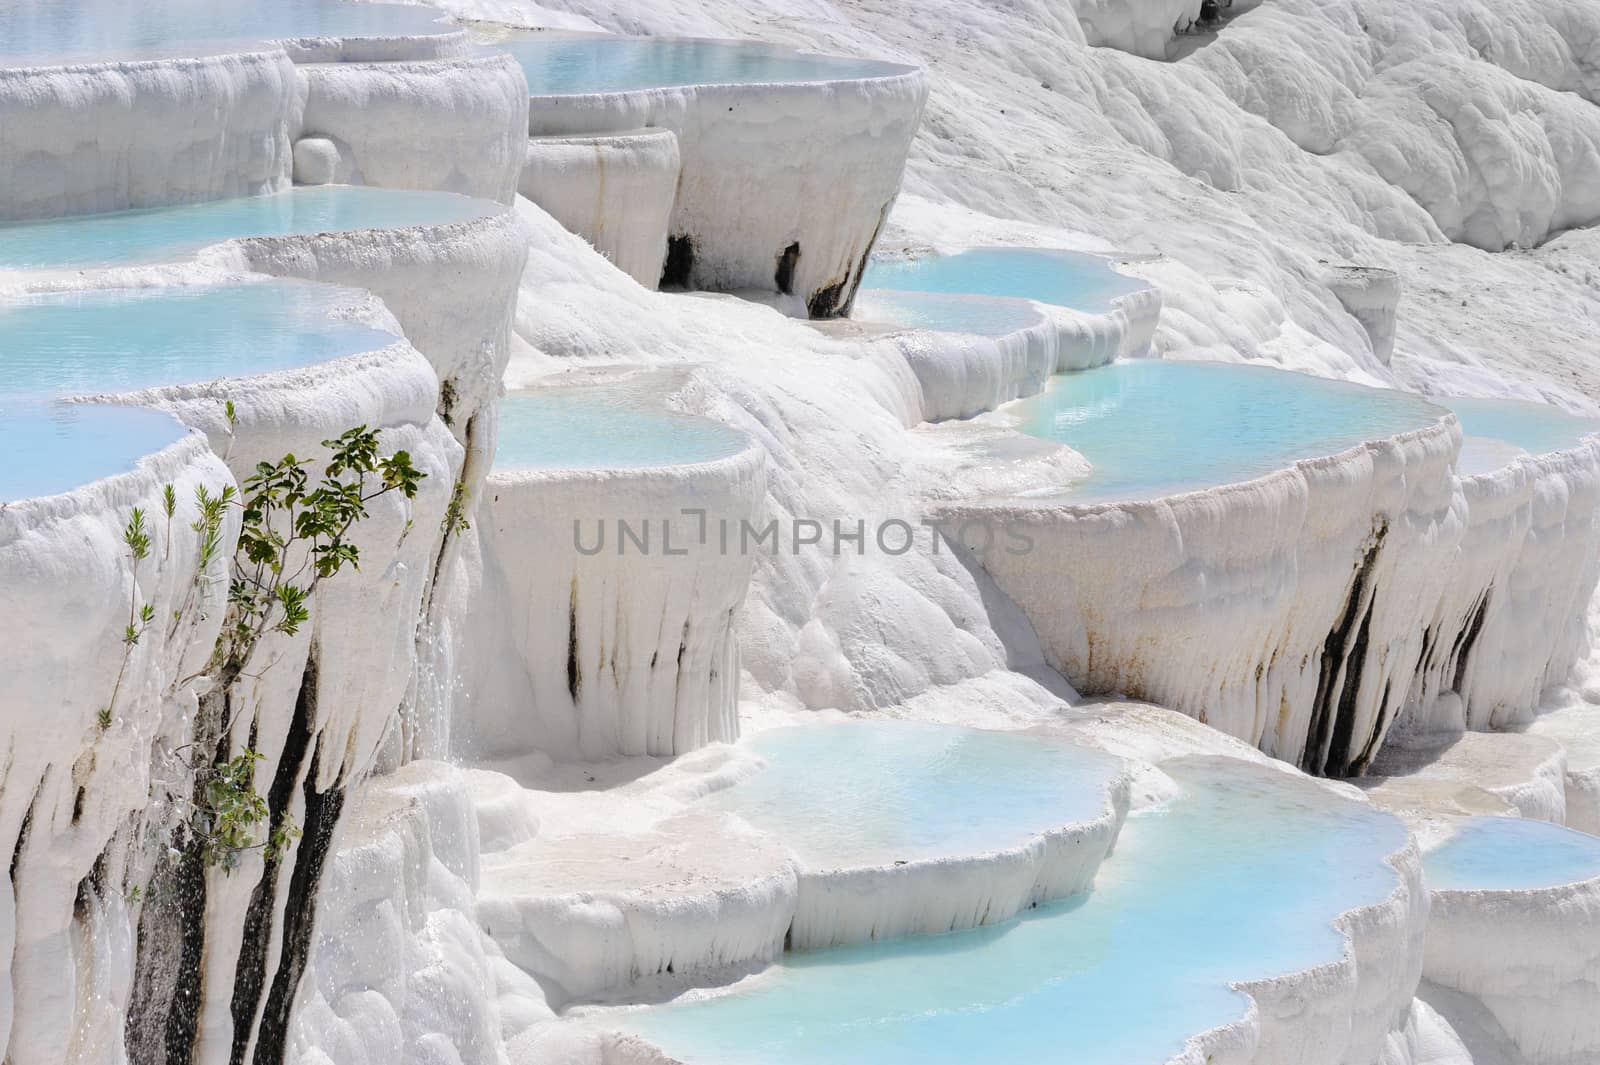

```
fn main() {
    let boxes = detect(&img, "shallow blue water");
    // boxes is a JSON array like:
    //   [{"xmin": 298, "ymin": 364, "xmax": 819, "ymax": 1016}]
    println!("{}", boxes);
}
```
[
  {"xmin": 0, "ymin": 187, "xmax": 502, "ymax": 270},
  {"xmin": 1438, "ymin": 396, "xmax": 1600, "ymax": 462},
  {"xmin": 500, "ymin": 36, "xmax": 901, "ymax": 95},
  {"xmin": 1424, "ymin": 816, "xmax": 1600, "ymax": 892},
  {"xmin": 620, "ymin": 758, "xmax": 1407, "ymax": 1065},
  {"xmin": 0, "ymin": 0, "xmax": 451, "ymax": 65},
  {"xmin": 861, "ymin": 248, "xmax": 1150, "ymax": 314},
  {"xmin": 0, "ymin": 283, "xmax": 399, "ymax": 398},
  {"xmin": 1, "ymin": 281, "xmax": 398, "ymax": 502},
  {"xmin": 1005, "ymin": 361, "xmax": 1445, "ymax": 501},
  {"xmin": 851, "ymin": 289, "xmax": 1043, "ymax": 338},
  {"xmin": 0, "ymin": 399, "xmax": 189, "ymax": 503},
  {"xmin": 495, "ymin": 386, "xmax": 747, "ymax": 471},
  {"xmin": 704, "ymin": 722, "xmax": 1123, "ymax": 867}
]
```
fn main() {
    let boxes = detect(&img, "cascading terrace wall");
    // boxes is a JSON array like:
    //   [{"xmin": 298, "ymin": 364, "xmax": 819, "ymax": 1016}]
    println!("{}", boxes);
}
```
[
  {"xmin": 0, "ymin": 33, "xmax": 529, "ymax": 1065},
  {"xmin": 524, "ymin": 61, "xmax": 928, "ymax": 317},
  {"xmin": 939, "ymin": 414, "xmax": 1600, "ymax": 777}
]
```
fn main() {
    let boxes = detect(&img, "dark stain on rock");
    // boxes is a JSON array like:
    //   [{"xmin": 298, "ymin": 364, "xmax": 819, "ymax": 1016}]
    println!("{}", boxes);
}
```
[
  {"xmin": 775, "ymin": 242, "xmax": 800, "ymax": 295},
  {"xmin": 1452, "ymin": 587, "xmax": 1492, "ymax": 695},
  {"xmin": 230, "ymin": 650, "xmax": 320, "ymax": 1065},
  {"xmin": 1303, "ymin": 524, "xmax": 1386, "ymax": 777},
  {"xmin": 251, "ymin": 741, "xmax": 345, "ymax": 1065},
  {"xmin": 567, "ymin": 577, "xmax": 581, "ymax": 702},
  {"xmin": 660, "ymin": 235, "xmax": 695, "ymax": 289}
]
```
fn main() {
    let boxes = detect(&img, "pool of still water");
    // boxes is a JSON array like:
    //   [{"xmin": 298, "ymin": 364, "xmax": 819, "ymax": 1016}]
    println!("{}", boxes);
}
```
[
  {"xmin": 860, "ymin": 248, "xmax": 1150, "ymax": 315},
  {"xmin": 1004, "ymin": 360, "xmax": 1446, "ymax": 501},
  {"xmin": 499, "ymin": 35, "xmax": 905, "ymax": 96},
  {"xmin": 1424, "ymin": 816, "xmax": 1600, "ymax": 893},
  {"xmin": 703, "ymin": 721, "xmax": 1124, "ymax": 868},
  {"xmin": 0, "ymin": 187, "xmax": 501, "ymax": 271},
  {"xmin": 495, "ymin": 385, "xmax": 748, "ymax": 472},
  {"xmin": 619, "ymin": 757, "xmax": 1407, "ymax": 1065},
  {"xmin": 0, "ymin": 0, "xmax": 452, "ymax": 65},
  {"xmin": 1, "ymin": 281, "xmax": 398, "ymax": 501}
]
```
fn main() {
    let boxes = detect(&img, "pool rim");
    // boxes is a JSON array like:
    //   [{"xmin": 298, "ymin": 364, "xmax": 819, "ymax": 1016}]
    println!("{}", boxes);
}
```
[{"xmin": 490, "ymin": 29, "xmax": 922, "ymax": 100}]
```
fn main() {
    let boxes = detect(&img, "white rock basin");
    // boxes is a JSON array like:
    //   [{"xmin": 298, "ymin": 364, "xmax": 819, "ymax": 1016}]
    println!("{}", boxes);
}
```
[
  {"xmin": 702, "ymin": 720, "xmax": 1130, "ymax": 948},
  {"xmin": 1439, "ymin": 394, "xmax": 1600, "ymax": 474},
  {"xmin": 605, "ymin": 756, "xmax": 1420, "ymax": 1065},
  {"xmin": 1421, "ymin": 816, "xmax": 1600, "ymax": 1065},
  {"xmin": 0, "ymin": 279, "xmax": 399, "ymax": 501},
  {"xmin": 860, "ymin": 246, "xmax": 1153, "ymax": 316},
  {"xmin": 0, "ymin": 0, "xmax": 458, "ymax": 67},
  {"xmin": 465, "ymin": 379, "xmax": 765, "ymax": 761},
  {"xmin": 496, "ymin": 35, "xmax": 907, "ymax": 97},
  {"xmin": 0, "ymin": 186, "xmax": 504, "ymax": 271},
  {"xmin": 1000, "ymin": 360, "xmax": 1446, "ymax": 503}
]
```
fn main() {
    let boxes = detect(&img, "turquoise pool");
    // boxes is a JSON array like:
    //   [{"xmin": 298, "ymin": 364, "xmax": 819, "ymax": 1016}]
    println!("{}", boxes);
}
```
[
  {"xmin": 499, "ymin": 36, "xmax": 904, "ymax": 96},
  {"xmin": 0, "ymin": 399, "xmax": 189, "ymax": 503},
  {"xmin": 703, "ymin": 722, "xmax": 1123, "ymax": 868},
  {"xmin": 860, "ymin": 248, "xmax": 1149, "ymax": 315},
  {"xmin": 1424, "ymin": 816, "xmax": 1600, "ymax": 892},
  {"xmin": 2, "ymin": 281, "xmax": 399, "ymax": 502},
  {"xmin": 495, "ymin": 386, "xmax": 747, "ymax": 472},
  {"xmin": 0, "ymin": 283, "xmax": 399, "ymax": 398},
  {"xmin": 0, "ymin": 0, "xmax": 452, "ymax": 65},
  {"xmin": 0, "ymin": 187, "xmax": 501, "ymax": 271},
  {"xmin": 851, "ymin": 289, "xmax": 1044, "ymax": 338},
  {"xmin": 1004, "ymin": 361, "xmax": 1446, "ymax": 501},
  {"xmin": 618, "ymin": 758, "xmax": 1407, "ymax": 1065},
  {"xmin": 1438, "ymin": 395, "xmax": 1600, "ymax": 465}
]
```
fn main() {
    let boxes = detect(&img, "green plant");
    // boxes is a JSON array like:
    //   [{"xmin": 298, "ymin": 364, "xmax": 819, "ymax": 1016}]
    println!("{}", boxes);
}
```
[
  {"xmin": 442, "ymin": 479, "xmax": 472, "ymax": 536},
  {"xmin": 102, "ymin": 508, "xmax": 156, "ymax": 729},
  {"xmin": 187, "ymin": 424, "xmax": 423, "ymax": 871},
  {"xmin": 216, "ymin": 426, "xmax": 422, "ymax": 671},
  {"xmin": 190, "ymin": 748, "xmax": 301, "ymax": 871}
]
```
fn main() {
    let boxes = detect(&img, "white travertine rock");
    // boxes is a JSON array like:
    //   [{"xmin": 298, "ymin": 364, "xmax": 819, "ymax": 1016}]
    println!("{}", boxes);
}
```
[
  {"xmin": 1525, "ymin": 700, "xmax": 1600, "ymax": 835},
  {"xmin": 1402, "ymin": 438, "xmax": 1600, "ymax": 736},
  {"xmin": 1425, "ymin": 870, "xmax": 1600, "ymax": 1065},
  {"xmin": 1326, "ymin": 266, "xmax": 1401, "ymax": 366},
  {"xmin": 520, "ymin": 128, "xmax": 681, "ymax": 288},
  {"xmin": 1367, "ymin": 731, "xmax": 1570, "ymax": 824},
  {"xmin": 1239, "ymin": 839, "xmax": 1430, "ymax": 1065},
  {"xmin": 1073, "ymin": 0, "xmax": 1203, "ymax": 59},
  {"xmin": 859, "ymin": 289, "xmax": 1162, "ymax": 422},
  {"xmin": 0, "ymin": 281, "xmax": 464, "ymax": 1061},
  {"xmin": 477, "ymin": 810, "xmax": 798, "ymax": 1007},
  {"xmin": 936, "ymin": 418, "xmax": 1466, "ymax": 775},
  {"xmin": 224, "ymin": 206, "xmax": 532, "ymax": 442},
  {"xmin": 292, "ymin": 137, "xmax": 344, "ymax": 186},
  {"xmin": 287, "ymin": 762, "xmax": 531, "ymax": 1065},
  {"xmin": 525, "ymin": 65, "xmax": 927, "ymax": 316},
  {"xmin": 784, "ymin": 745, "xmax": 1132, "ymax": 950},
  {"xmin": 463, "ymin": 438, "xmax": 766, "ymax": 761},
  {"xmin": 100, "ymin": 309, "xmax": 461, "ymax": 1065},
  {"xmin": 0, "ymin": 51, "xmax": 297, "ymax": 221},
  {"xmin": 295, "ymin": 54, "xmax": 531, "ymax": 204},
  {"xmin": 0, "ymin": 432, "xmax": 236, "ymax": 1065}
]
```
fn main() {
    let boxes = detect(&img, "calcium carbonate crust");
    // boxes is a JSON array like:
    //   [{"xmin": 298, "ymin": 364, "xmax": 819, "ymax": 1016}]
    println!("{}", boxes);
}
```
[
  {"xmin": 0, "ymin": 50, "xmax": 298, "ymax": 220},
  {"xmin": 476, "ymin": 810, "xmax": 800, "ymax": 1008},
  {"xmin": 525, "ymin": 59, "xmax": 928, "ymax": 316},
  {"xmin": 225, "ymin": 206, "xmax": 532, "ymax": 440},
  {"xmin": 463, "ymin": 440, "xmax": 767, "ymax": 761},
  {"xmin": 1423, "ymin": 870, "xmax": 1600, "ymax": 1065},
  {"xmin": 933, "ymin": 416, "xmax": 1465, "ymax": 775},
  {"xmin": 1173, "ymin": 828, "xmax": 1428, "ymax": 1065},
  {"xmin": 520, "ymin": 128, "xmax": 681, "ymax": 287},
  {"xmin": 785, "ymin": 752, "xmax": 1133, "ymax": 949},
  {"xmin": 864, "ymin": 285, "xmax": 1162, "ymax": 422},
  {"xmin": 295, "ymin": 53, "xmax": 530, "ymax": 203},
  {"xmin": 1406, "ymin": 435, "xmax": 1600, "ymax": 735}
]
